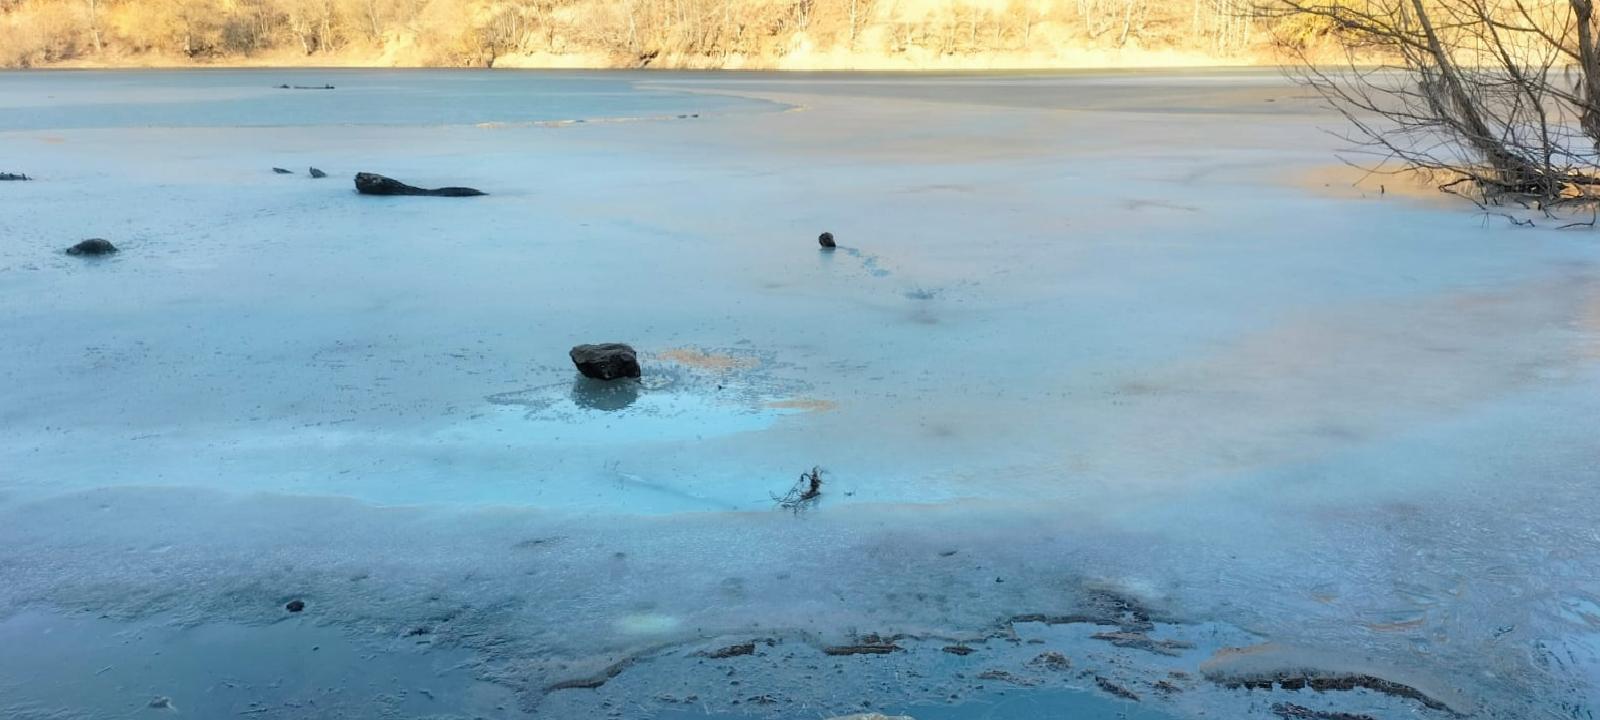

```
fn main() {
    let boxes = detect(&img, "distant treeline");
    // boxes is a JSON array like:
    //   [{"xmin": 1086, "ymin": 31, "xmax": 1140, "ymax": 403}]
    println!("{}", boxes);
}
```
[{"xmin": 0, "ymin": 0, "xmax": 1320, "ymax": 68}]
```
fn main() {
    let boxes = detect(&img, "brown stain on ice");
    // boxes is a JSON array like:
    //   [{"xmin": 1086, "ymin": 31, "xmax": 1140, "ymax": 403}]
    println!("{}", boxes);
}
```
[
  {"xmin": 1072, "ymin": 273, "xmax": 1598, "ymax": 484},
  {"xmin": 1585, "ymin": 291, "xmax": 1600, "ymax": 359},
  {"xmin": 1123, "ymin": 198, "xmax": 1199, "ymax": 213},
  {"xmin": 1362, "ymin": 617, "xmax": 1427, "ymax": 632},
  {"xmin": 765, "ymin": 398, "xmax": 838, "ymax": 413},
  {"xmin": 1288, "ymin": 163, "xmax": 1465, "ymax": 207},
  {"xmin": 656, "ymin": 348, "xmax": 758, "ymax": 372}
]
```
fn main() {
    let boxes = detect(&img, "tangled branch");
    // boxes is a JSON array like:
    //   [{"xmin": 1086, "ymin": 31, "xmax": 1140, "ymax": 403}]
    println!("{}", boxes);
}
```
[
  {"xmin": 773, "ymin": 466, "xmax": 824, "ymax": 513},
  {"xmin": 1272, "ymin": 0, "xmax": 1600, "ymax": 214}
]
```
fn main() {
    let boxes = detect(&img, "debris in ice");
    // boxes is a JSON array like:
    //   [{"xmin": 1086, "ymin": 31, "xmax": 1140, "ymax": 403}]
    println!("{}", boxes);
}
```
[
  {"xmin": 546, "ymin": 656, "xmax": 637, "ymax": 692},
  {"xmin": 1271, "ymin": 702, "xmax": 1378, "ymax": 720},
  {"xmin": 773, "ymin": 466, "xmax": 823, "ymax": 512},
  {"xmin": 976, "ymin": 668, "xmax": 1037, "ymax": 685},
  {"xmin": 1028, "ymin": 651, "xmax": 1072, "ymax": 670},
  {"xmin": 1095, "ymin": 675, "xmax": 1141, "ymax": 701},
  {"xmin": 1199, "ymin": 643, "xmax": 1470, "ymax": 714},
  {"xmin": 819, "ymin": 231, "xmax": 836, "ymax": 248},
  {"xmin": 700, "ymin": 641, "xmax": 758, "ymax": 659},
  {"xmin": 1090, "ymin": 630, "xmax": 1194, "ymax": 656},
  {"xmin": 823, "ymin": 633, "xmax": 900, "ymax": 656}
]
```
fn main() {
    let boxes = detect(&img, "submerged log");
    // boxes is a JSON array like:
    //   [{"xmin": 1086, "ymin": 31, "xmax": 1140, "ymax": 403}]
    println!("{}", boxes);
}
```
[{"xmin": 354, "ymin": 172, "xmax": 486, "ymax": 197}]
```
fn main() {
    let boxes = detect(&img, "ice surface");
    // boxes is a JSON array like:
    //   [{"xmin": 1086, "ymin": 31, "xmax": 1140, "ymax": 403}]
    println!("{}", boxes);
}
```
[{"xmin": 0, "ymin": 69, "xmax": 1597, "ymax": 719}]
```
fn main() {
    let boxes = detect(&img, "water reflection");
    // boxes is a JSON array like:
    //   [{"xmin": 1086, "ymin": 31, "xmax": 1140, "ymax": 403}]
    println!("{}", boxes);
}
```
[{"xmin": 570, "ymin": 376, "xmax": 640, "ymax": 411}]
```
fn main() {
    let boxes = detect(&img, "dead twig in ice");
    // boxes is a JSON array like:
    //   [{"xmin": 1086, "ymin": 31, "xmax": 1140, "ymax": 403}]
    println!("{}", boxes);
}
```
[{"xmin": 773, "ymin": 466, "xmax": 823, "ymax": 513}]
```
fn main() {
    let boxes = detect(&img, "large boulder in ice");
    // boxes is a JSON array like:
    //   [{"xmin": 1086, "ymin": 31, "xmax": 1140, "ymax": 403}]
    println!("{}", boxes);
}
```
[
  {"xmin": 66, "ymin": 238, "xmax": 118, "ymax": 256},
  {"xmin": 569, "ymin": 343, "xmax": 641, "ymax": 380},
  {"xmin": 354, "ymin": 172, "xmax": 485, "ymax": 197}
]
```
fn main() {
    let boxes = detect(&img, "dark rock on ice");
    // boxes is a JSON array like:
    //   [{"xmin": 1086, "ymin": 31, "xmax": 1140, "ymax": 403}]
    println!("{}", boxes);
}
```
[
  {"xmin": 569, "ymin": 343, "xmax": 641, "ymax": 380},
  {"xmin": 309, "ymin": 167, "xmax": 327, "ymax": 179},
  {"xmin": 285, "ymin": 599, "xmax": 305, "ymax": 612},
  {"xmin": 0, "ymin": 172, "xmax": 29, "ymax": 181},
  {"xmin": 818, "ymin": 232, "xmax": 836, "ymax": 248},
  {"xmin": 66, "ymin": 238, "xmax": 117, "ymax": 256},
  {"xmin": 272, "ymin": 167, "xmax": 293, "ymax": 174},
  {"xmin": 354, "ymin": 172, "xmax": 485, "ymax": 197}
]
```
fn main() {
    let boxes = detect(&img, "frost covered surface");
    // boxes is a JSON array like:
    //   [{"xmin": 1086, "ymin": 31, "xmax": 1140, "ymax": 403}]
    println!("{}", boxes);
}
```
[{"xmin": 0, "ymin": 69, "xmax": 1597, "ymax": 719}]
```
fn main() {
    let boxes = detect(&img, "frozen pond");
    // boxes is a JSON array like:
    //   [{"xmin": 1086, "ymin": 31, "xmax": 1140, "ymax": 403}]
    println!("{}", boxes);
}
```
[{"xmin": 0, "ymin": 69, "xmax": 1597, "ymax": 719}]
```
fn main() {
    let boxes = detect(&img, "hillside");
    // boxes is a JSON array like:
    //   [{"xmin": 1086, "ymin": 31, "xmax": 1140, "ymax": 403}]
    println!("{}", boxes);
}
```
[{"xmin": 0, "ymin": 0, "xmax": 1294, "ymax": 69}]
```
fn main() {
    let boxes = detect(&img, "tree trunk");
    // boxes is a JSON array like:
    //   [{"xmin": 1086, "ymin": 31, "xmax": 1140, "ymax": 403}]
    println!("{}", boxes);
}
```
[
  {"xmin": 1407, "ymin": 0, "xmax": 1543, "ymax": 189},
  {"xmin": 1570, "ymin": 0, "xmax": 1600, "ymax": 150}
]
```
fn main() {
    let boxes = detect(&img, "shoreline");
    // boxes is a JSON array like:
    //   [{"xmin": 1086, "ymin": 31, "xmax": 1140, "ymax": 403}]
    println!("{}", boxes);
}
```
[
  {"xmin": 12, "ymin": 61, "xmax": 1271, "ymax": 73},
  {"xmin": 23, "ymin": 47, "xmax": 1274, "ymax": 73}
]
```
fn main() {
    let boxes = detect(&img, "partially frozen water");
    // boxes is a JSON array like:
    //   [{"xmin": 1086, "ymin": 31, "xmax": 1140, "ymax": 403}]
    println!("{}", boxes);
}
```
[
  {"xmin": 0, "ymin": 69, "xmax": 775, "ymax": 129},
  {"xmin": 1, "ymin": 69, "xmax": 1597, "ymax": 719}
]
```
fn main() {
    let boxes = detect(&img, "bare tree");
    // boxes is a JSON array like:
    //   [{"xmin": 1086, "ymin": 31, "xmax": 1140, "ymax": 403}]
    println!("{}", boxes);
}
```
[
  {"xmin": 82, "ymin": 0, "xmax": 101, "ymax": 52},
  {"xmin": 1078, "ymin": 0, "xmax": 1146, "ymax": 45},
  {"xmin": 1275, "ymin": 0, "xmax": 1600, "ymax": 209},
  {"xmin": 848, "ymin": 0, "xmax": 876, "ymax": 47}
]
